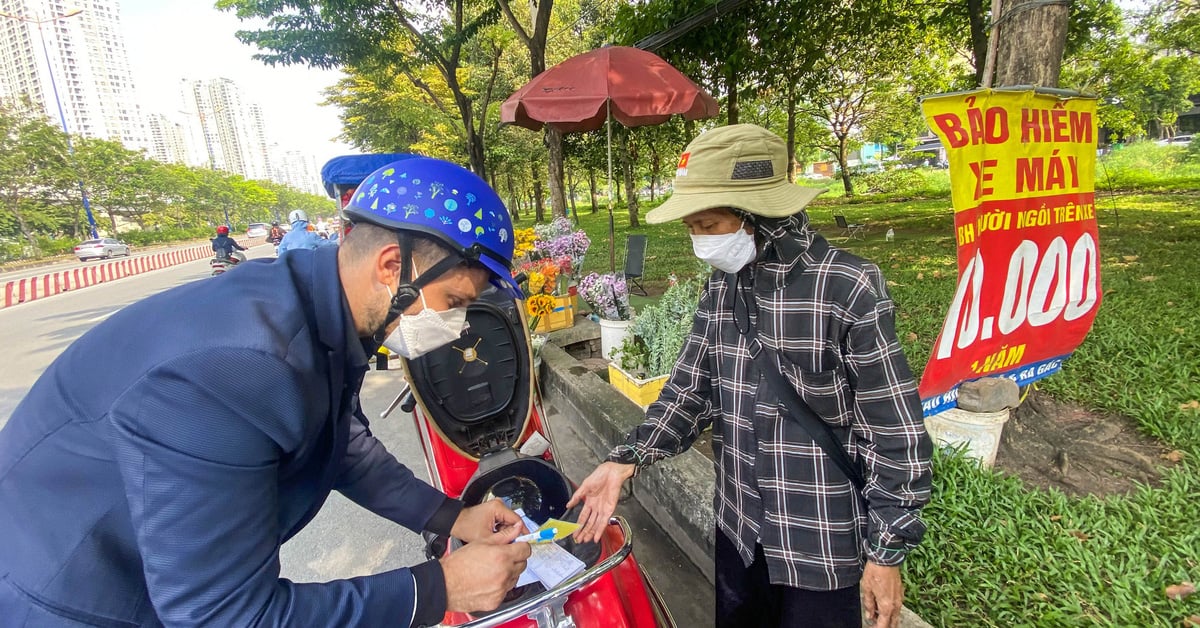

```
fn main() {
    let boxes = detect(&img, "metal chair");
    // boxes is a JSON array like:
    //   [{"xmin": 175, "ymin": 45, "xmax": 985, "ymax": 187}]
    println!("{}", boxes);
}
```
[
  {"xmin": 624, "ymin": 234, "xmax": 648, "ymax": 296},
  {"xmin": 834, "ymin": 214, "xmax": 867, "ymax": 240}
]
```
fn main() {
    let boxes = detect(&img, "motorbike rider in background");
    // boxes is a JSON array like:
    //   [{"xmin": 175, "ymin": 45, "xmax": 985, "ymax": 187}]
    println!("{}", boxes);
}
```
[
  {"xmin": 277, "ymin": 209, "xmax": 337, "ymax": 255},
  {"xmin": 211, "ymin": 225, "xmax": 246, "ymax": 262}
]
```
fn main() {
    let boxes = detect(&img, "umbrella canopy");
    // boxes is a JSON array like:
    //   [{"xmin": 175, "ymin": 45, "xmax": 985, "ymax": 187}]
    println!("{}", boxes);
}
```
[{"xmin": 500, "ymin": 46, "xmax": 718, "ymax": 132}]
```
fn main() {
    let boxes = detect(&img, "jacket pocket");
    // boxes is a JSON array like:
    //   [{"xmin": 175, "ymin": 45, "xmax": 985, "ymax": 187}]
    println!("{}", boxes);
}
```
[
  {"xmin": 3, "ymin": 577, "xmax": 142, "ymax": 628},
  {"xmin": 772, "ymin": 362, "xmax": 852, "ymax": 427}
]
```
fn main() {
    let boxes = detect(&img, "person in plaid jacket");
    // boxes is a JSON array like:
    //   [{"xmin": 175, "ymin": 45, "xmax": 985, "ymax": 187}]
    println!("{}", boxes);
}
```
[{"xmin": 568, "ymin": 125, "xmax": 933, "ymax": 628}]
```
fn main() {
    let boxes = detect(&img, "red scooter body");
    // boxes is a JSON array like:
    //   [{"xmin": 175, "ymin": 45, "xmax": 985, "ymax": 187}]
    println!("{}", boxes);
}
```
[{"xmin": 399, "ymin": 292, "xmax": 674, "ymax": 628}]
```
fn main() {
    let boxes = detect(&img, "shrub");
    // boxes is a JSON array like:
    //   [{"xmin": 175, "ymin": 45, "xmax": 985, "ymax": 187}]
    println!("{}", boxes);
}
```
[{"xmin": 614, "ymin": 270, "xmax": 706, "ymax": 378}]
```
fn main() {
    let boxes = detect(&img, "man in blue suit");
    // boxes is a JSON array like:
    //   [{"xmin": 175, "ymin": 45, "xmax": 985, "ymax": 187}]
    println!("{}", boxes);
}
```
[{"xmin": 0, "ymin": 159, "xmax": 531, "ymax": 627}]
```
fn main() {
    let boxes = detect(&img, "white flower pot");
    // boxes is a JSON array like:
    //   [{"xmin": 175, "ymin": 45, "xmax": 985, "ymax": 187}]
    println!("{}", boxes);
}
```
[
  {"xmin": 598, "ymin": 318, "xmax": 633, "ymax": 360},
  {"xmin": 924, "ymin": 407, "xmax": 1011, "ymax": 468}
]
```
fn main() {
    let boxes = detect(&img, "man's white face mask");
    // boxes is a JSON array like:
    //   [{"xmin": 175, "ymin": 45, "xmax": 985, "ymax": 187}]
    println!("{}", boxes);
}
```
[
  {"xmin": 381, "ymin": 263, "xmax": 469, "ymax": 359},
  {"xmin": 690, "ymin": 221, "xmax": 756, "ymax": 273}
]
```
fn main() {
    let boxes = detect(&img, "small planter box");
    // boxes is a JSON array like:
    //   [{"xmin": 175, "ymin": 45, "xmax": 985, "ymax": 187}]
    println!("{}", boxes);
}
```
[
  {"xmin": 608, "ymin": 363, "xmax": 668, "ymax": 409},
  {"xmin": 533, "ymin": 295, "xmax": 575, "ymax": 333}
]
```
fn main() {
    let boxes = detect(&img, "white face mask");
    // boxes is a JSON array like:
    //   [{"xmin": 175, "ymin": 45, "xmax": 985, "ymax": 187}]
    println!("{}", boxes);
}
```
[
  {"xmin": 382, "ymin": 287, "xmax": 469, "ymax": 359},
  {"xmin": 691, "ymin": 222, "xmax": 757, "ymax": 273}
]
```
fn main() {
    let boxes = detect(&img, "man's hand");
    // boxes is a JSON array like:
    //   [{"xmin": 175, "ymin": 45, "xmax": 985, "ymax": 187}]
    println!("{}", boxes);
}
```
[
  {"xmin": 565, "ymin": 462, "xmax": 635, "ymax": 543},
  {"xmin": 450, "ymin": 499, "xmax": 527, "ymax": 544},
  {"xmin": 861, "ymin": 562, "xmax": 904, "ymax": 628},
  {"xmin": 441, "ymin": 528, "xmax": 531, "ymax": 613}
]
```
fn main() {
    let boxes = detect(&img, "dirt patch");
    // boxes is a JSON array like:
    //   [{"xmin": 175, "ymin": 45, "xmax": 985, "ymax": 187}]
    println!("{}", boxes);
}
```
[{"xmin": 995, "ymin": 390, "xmax": 1178, "ymax": 496}]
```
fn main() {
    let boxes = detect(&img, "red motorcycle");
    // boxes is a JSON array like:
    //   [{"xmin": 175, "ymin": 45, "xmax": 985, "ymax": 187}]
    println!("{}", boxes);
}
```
[{"xmin": 390, "ymin": 291, "xmax": 675, "ymax": 628}]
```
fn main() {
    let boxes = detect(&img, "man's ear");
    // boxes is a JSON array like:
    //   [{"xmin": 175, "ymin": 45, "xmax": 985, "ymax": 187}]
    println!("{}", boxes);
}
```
[{"xmin": 375, "ymin": 242, "xmax": 403, "ymax": 287}]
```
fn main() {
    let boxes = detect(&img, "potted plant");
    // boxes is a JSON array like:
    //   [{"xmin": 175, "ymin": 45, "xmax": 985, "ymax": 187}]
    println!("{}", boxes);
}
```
[
  {"xmin": 608, "ymin": 272, "xmax": 705, "ymax": 409},
  {"xmin": 578, "ymin": 272, "xmax": 634, "ymax": 359}
]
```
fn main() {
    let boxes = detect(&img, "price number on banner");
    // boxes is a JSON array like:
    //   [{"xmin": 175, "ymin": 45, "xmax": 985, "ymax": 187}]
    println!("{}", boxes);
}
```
[{"xmin": 935, "ymin": 233, "xmax": 1100, "ymax": 360}]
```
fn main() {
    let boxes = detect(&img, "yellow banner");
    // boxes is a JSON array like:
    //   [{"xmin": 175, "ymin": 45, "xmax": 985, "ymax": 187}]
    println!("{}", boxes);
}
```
[{"xmin": 922, "ymin": 90, "xmax": 1097, "ymax": 210}]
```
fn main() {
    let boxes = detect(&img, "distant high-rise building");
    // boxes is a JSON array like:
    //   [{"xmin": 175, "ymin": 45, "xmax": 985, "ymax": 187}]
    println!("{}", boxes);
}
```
[
  {"xmin": 178, "ymin": 78, "xmax": 273, "ymax": 180},
  {"xmin": 146, "ymin": 113, "xmax": 188, "ymax": 164},
  {"xmin": 271, "ymin": 144, "xmax": 323, "ymax": 197},
  {"xmin": 0, "ymin": 0, "xmax": 148, "ymax": 150}
]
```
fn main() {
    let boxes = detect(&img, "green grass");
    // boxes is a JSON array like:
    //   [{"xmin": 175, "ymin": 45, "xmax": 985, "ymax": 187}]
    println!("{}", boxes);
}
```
[{"xmin": 553, "ymin": 188, "xmax": 1200, "ymax": 625}]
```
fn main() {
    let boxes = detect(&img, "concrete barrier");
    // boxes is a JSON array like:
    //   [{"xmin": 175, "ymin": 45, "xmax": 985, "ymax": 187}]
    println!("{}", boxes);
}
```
[{"xmin": 2, "ymin": 238, "xmax": 260, "ymax": 310}]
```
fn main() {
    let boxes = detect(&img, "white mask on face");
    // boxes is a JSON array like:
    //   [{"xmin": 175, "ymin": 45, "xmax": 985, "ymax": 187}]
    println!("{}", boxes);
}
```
[
  {"xmin": 690, "ymin": 221, "xmax": 757, "ymax": 273},
  {"xmin": 381, "ymin": 286, "xmax": 469, "ymax": 359}
]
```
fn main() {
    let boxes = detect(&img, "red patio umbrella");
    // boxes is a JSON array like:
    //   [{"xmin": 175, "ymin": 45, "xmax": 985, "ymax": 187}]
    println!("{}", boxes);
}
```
[{"xmin": 501, "ymin": 46, "xmax": 718, "ymax": 271}]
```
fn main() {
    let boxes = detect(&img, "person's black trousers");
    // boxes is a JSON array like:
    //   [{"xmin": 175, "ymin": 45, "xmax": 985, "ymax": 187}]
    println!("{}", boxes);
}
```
[{"xmin": 715, "ymin": 529, "xmax": 862, "ymax": 628}]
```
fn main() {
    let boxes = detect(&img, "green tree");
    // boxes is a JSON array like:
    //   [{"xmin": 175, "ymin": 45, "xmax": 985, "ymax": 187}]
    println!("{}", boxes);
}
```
[{"xmin": 0, "ymin": 105, "xmax": 73, "ymax": 251}]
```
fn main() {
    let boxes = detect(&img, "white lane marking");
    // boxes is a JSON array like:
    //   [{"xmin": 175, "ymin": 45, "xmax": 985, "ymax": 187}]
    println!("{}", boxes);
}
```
[{"xmin": 86, "ymin": 309, "xmax": 121, "ymax": 323}]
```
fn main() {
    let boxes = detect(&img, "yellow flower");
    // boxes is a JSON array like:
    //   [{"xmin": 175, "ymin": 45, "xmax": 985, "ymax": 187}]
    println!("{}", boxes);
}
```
[{"xmin": 526, "ymin": 294, "xmax": 556, "ymax": 318}]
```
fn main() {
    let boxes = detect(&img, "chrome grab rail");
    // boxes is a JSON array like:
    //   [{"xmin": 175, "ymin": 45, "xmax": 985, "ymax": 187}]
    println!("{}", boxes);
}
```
[{"xmin": 448, "ymin": 517, "xmax": 634, "ymax": 628}]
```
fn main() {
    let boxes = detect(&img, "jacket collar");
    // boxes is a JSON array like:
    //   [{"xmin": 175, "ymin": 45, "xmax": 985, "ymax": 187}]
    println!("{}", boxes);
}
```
[
  {"xmin": 748, "ymin": 211, "xmax": 828, "ymax": 292},
  {"xmin": 292, "ymin": 246, "xmax": 369, "ymax": 370}
]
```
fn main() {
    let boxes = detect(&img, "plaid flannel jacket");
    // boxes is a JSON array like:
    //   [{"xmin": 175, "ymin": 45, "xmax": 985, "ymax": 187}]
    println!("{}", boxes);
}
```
[{"xmin": 609, "ymin": 212, "xmax": 933, "ymax": 590}]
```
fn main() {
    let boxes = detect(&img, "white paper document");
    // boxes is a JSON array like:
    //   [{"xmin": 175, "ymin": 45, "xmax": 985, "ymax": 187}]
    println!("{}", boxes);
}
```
[{"xmin": 511, "ymin": 508, "xmax": 587, "ymax": 589}]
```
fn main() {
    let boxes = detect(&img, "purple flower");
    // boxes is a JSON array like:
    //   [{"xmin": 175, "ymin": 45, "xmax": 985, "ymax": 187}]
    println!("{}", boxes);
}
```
[{"xmin": 579, "ymin": 272, "xmax": 632, "ymax": 320}]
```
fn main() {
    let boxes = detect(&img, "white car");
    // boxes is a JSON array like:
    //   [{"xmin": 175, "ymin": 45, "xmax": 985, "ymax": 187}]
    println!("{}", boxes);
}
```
[
  {"xmin": 75, "ymin": 238, "xmax": 131, "ymax": 261},
  {"xmin": 246, "ymin": 223, "xmax": 270, "ymax": 238},
  {"xmin": 1156, "ymin": 134, "xmax": 1193, "ymax": 146}
]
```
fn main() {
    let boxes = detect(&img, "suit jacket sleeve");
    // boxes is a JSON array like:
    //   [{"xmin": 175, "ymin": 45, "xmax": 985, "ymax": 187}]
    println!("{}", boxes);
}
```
[
  {"xmin": 109, "ymin": 349, "xmax": 429, "ymax": 627},
  {"xmin": 335, "ymin": 408, "xmax": 462, "ymax": 536}
]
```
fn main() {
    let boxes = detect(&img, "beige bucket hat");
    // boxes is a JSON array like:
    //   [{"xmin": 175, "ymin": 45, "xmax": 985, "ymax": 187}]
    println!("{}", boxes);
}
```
[{"xmin": 646, "ymin": 124, "xmax": 824, "ymax": 224}]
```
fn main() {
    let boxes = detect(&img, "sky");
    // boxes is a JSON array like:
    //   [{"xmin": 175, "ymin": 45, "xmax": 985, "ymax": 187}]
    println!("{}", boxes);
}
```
[{"xmin": 118, "ymin": 0, "xmax": 359, "ymax": 170}]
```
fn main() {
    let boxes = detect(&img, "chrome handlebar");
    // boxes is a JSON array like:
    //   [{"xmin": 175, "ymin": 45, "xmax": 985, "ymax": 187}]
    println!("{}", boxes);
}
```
[{"xmin": 448, "ymin": 517, "xmax": 634, "ymax": 628}]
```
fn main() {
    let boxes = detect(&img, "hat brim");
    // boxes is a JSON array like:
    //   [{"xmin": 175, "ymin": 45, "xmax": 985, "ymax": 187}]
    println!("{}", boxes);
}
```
[
  {"xmin": 480, "ymin": 256, "xmax": 525, "ymax": 301},
  {"xmin": 645, "ymin": 182, "xmax": 825, "ymax": 224}
]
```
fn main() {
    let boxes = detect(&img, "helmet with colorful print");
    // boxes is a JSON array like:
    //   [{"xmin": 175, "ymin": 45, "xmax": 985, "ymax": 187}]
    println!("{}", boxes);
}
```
[
  {"xmin": 344, "ymin": 157, "xmax": 521, "ymax": 307},
  {"xmin": 216, "ymin": 225, "xmax": 229, "ymax": 235}
]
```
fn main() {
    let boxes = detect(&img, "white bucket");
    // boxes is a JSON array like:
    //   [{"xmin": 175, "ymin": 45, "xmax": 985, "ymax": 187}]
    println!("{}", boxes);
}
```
[
  {"xmin": 598, "ymin": 318, "xmax": 633, "ymax": 360},
  {"xmin": 924, "ymin": 407, "xmax": 1011, "ymax": 468}
]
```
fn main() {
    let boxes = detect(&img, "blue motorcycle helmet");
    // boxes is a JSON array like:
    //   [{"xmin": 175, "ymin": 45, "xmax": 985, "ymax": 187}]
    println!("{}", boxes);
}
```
[{"xmin": 343, "ymin": 157, "xmax": 523, "ymax": 321}]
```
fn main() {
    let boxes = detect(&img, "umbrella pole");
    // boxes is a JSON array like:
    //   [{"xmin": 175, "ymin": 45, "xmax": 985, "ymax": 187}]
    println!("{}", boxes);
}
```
[{"xmin": 607, "ymin": 100, "xmax": 616, "ymax": 273}]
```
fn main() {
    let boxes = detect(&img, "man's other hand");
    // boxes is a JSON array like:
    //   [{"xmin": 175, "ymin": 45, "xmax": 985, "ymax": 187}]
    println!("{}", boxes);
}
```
[
  {"xmin": 451, "ymin": 499, "xmax": 527, "ymax": 544},
  {"xmin": 861, "ymin": 562, "xmax": 904, "ymax": 628},
  {"xmin": 441, "ymin": 531, "xmax": 531, "ymax": 613}
]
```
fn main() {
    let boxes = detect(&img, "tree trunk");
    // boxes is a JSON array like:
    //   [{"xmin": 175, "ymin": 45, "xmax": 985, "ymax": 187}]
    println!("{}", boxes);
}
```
[
  {"xmin": 8, "ymin": 199, "xmax": 40, "ymax": 252},
  {"xmin": 588, "ymin": 168, "xmax": 599, "ymax": 214},
  {"xmin": 993, "ymin": 0, "xmax": 1069, "ymax": 87},
  {"xmin": 614, "ymin": 171, "xmax": 622, "ymax": 209},
  {"xmin": 505, "ymin": 171, "xmax": 519, "ymax": 219},
  {"xmin": 566, "ymin": 164, "xmax": 578, "ymax": 219},
  {"xmin": 786, "ymin": 82, "xmax": 798, "ymax": 182},
  {"xmin": 453, "ymin": 87, "xmax": 488, "ymax": 178},
  {"xmin": 531, "ymin": 162, "xmax": 545, "ymax": 222},
  {"xmin": 837, "ymin": 136, "xmax": 853, "ymax": 196},
  {"xmin": 684, "ymin": 119, "xmax": 695, "ymax": 140},
  {"xmin": 726, "ymin": 64, "xmax": 740, "ymax": 125},
  {"xmin": 967, "ymin": 0, "xmax": 990, "ymax": 85},
  {"xmin": 106, "ymin": 209, "xmax": 119, "ymax": 235},
  {"xmin": 649, "ymin": 143, "xmax": 660, "ymax": 202},
  {"xmin": 546, "ymin": 128, "xmax": 567, "ymax": 218},
  {"xmin": 619, "ymin": 130, "xmax": 640, "ymax": 227}
]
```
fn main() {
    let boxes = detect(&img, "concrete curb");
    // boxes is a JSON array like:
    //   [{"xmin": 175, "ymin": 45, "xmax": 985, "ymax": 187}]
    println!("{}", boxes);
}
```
[
  {"xmin": 539, "ymin": 329, "xmax": 934, "ymax": 628},
  {"xmin": 1, "ymin": 238, "xmax": 261, "ymax": 310}
]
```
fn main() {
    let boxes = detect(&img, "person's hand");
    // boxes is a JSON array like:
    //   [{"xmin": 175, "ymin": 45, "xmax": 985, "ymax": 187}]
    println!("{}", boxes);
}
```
[
  {"xmin": 451, "ymin": 499, "xmax": 527, "ymax": 544},
  {"xmin": 861, "ymin": 561, "xmax": 904, "ymax": 628},
  {"xmin": 565, "ymin": 462, "xmax": 635, "ymax": 543},
  {"xmin": 440, "ymin": 527, "xmax": 531, "ymax": 613}
]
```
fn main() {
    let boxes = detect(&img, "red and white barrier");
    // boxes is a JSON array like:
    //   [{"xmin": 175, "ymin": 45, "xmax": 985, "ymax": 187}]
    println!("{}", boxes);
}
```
[{"xmin": 2, "ymin": 238, "xmax": 260, "ymax": 310}]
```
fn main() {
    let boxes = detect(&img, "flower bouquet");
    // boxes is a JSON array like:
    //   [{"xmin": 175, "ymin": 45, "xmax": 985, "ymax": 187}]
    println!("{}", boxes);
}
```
[{"xmin": 578, "ymin": 272, "xmax": 632, "ymax": 321}]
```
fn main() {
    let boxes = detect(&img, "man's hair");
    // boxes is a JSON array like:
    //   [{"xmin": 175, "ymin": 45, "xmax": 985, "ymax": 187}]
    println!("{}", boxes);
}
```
[{"xmin": 341, "ymin": 222, "xmax": 486, "ymax": 274}]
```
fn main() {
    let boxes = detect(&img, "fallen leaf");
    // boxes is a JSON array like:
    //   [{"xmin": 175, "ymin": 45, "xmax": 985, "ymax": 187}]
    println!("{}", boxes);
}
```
[
  {"xmin": 1122, "ymin": 255, "xmax": 1139, "ymax": 262},
  {"xmin": 1140, "ymin": 275, "xmax": 1158, "ymax": 282},
  {"xmin": 1069, "ymin": 530, "xmax": 1089, "ymax": 541},
  {"xmin": 906, "ymin": 332, "xmax": 919, "ymax": 342},
  {"xmin": 1180, "ymin": 400, "xmax": 1200, "ymax": 411},
  {"xmin": 1167, "ymin": 301, "xmax": 1176, "ymax": 307},
  {"xmin": 1163, "ymin": 450, "xmax": 1186, "ymax": 463},
  {"xmin": 916, "ymin": 272, "xmax": 925, "ymax": 280},
  {"xmin": 1050, "ymin": 515, "xmax": 1063, "ymax": 522},
  {"xmin": 1166, "ymin": 582, "xmax": 1196, "ymax": 601},
  {"xmin": 933, "ymin": 270, "xmax": 943, "ymax": 279},
  {"xmin": 1184, "ymin": 615, "xmax": 1200, "ymax": 627},
  {"xmin": 1176, "ymin": 328, "xmax": 1188, "ymax": 334}
]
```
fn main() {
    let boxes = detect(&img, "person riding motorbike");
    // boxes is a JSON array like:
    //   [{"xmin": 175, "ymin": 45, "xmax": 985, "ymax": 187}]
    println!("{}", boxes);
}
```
[
  {"xmin": 268, "ymin": 221, "xmax": 285, "ymax": 245},
  {"xmin": 277, "ymin": 209, "xmax": 337, "ymax": 255},
  {"xmin": 211, "ymin": 225, "xmax": 246, "ymax": 262}
]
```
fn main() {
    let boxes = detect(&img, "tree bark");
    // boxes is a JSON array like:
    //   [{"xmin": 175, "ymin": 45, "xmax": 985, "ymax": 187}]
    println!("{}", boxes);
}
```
[
  {"xmin": 546, "ymin": 127, "xmax": 567, "ymax": 218},
  {"xmin": 648, "ymin": 142, "xmax": 660, "ymax": 202},
  {"xmin": 619, "ymin": 129, "xmax": 640, "ymax": 227},
  {"xmin": 531, "ymin": 162, "xmax": 545, "ymax": 222},
  {"xmin": 565, "ymin": 163, "xmax": 578, "ymax": 218},
  {"xmin": 588, "ymin": 168, "xmax": 599, "ymax": 214},
  {"xmin": 993, "ymin": 0, "xmax": 1069, "ymax": 87},
  {"xmin": 837, "ymin": 135, "xmax": 853, "ymax": 196},
  {"xmin": 726, "ymin": 64, "xmax": 740, "ymax": 125},
  {"xmin": 967, "ymin": 0, "xmax": 990, "ymax": 85},
  {"xmin": 505, "ymin": 171, "xmax": 519, "ymax": 219},
  {"xmin": 786, "ymin": 82, "xmax": 798, "ymax": 182}
]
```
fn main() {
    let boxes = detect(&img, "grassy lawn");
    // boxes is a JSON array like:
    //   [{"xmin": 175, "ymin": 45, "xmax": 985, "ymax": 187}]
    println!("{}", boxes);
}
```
[{"xmin": 559, "ymin": 188, "xmax": 1200, "ymax": 625}]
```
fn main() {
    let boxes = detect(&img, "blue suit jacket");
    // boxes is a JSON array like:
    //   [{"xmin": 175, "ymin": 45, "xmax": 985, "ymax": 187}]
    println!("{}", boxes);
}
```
[{"xmin": 0, "ymin": 247, "xmax": 457, "ymax": 627}]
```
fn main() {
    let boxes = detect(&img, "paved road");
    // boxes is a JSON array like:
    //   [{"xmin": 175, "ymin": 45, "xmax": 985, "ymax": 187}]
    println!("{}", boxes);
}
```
[
  {"xmin": 0, "ymin": 247, "xmax": 713, "ymax": 626},
  {"xmin": 0, "ymin": 238, "xmax": 255, "ymax": 284}
]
